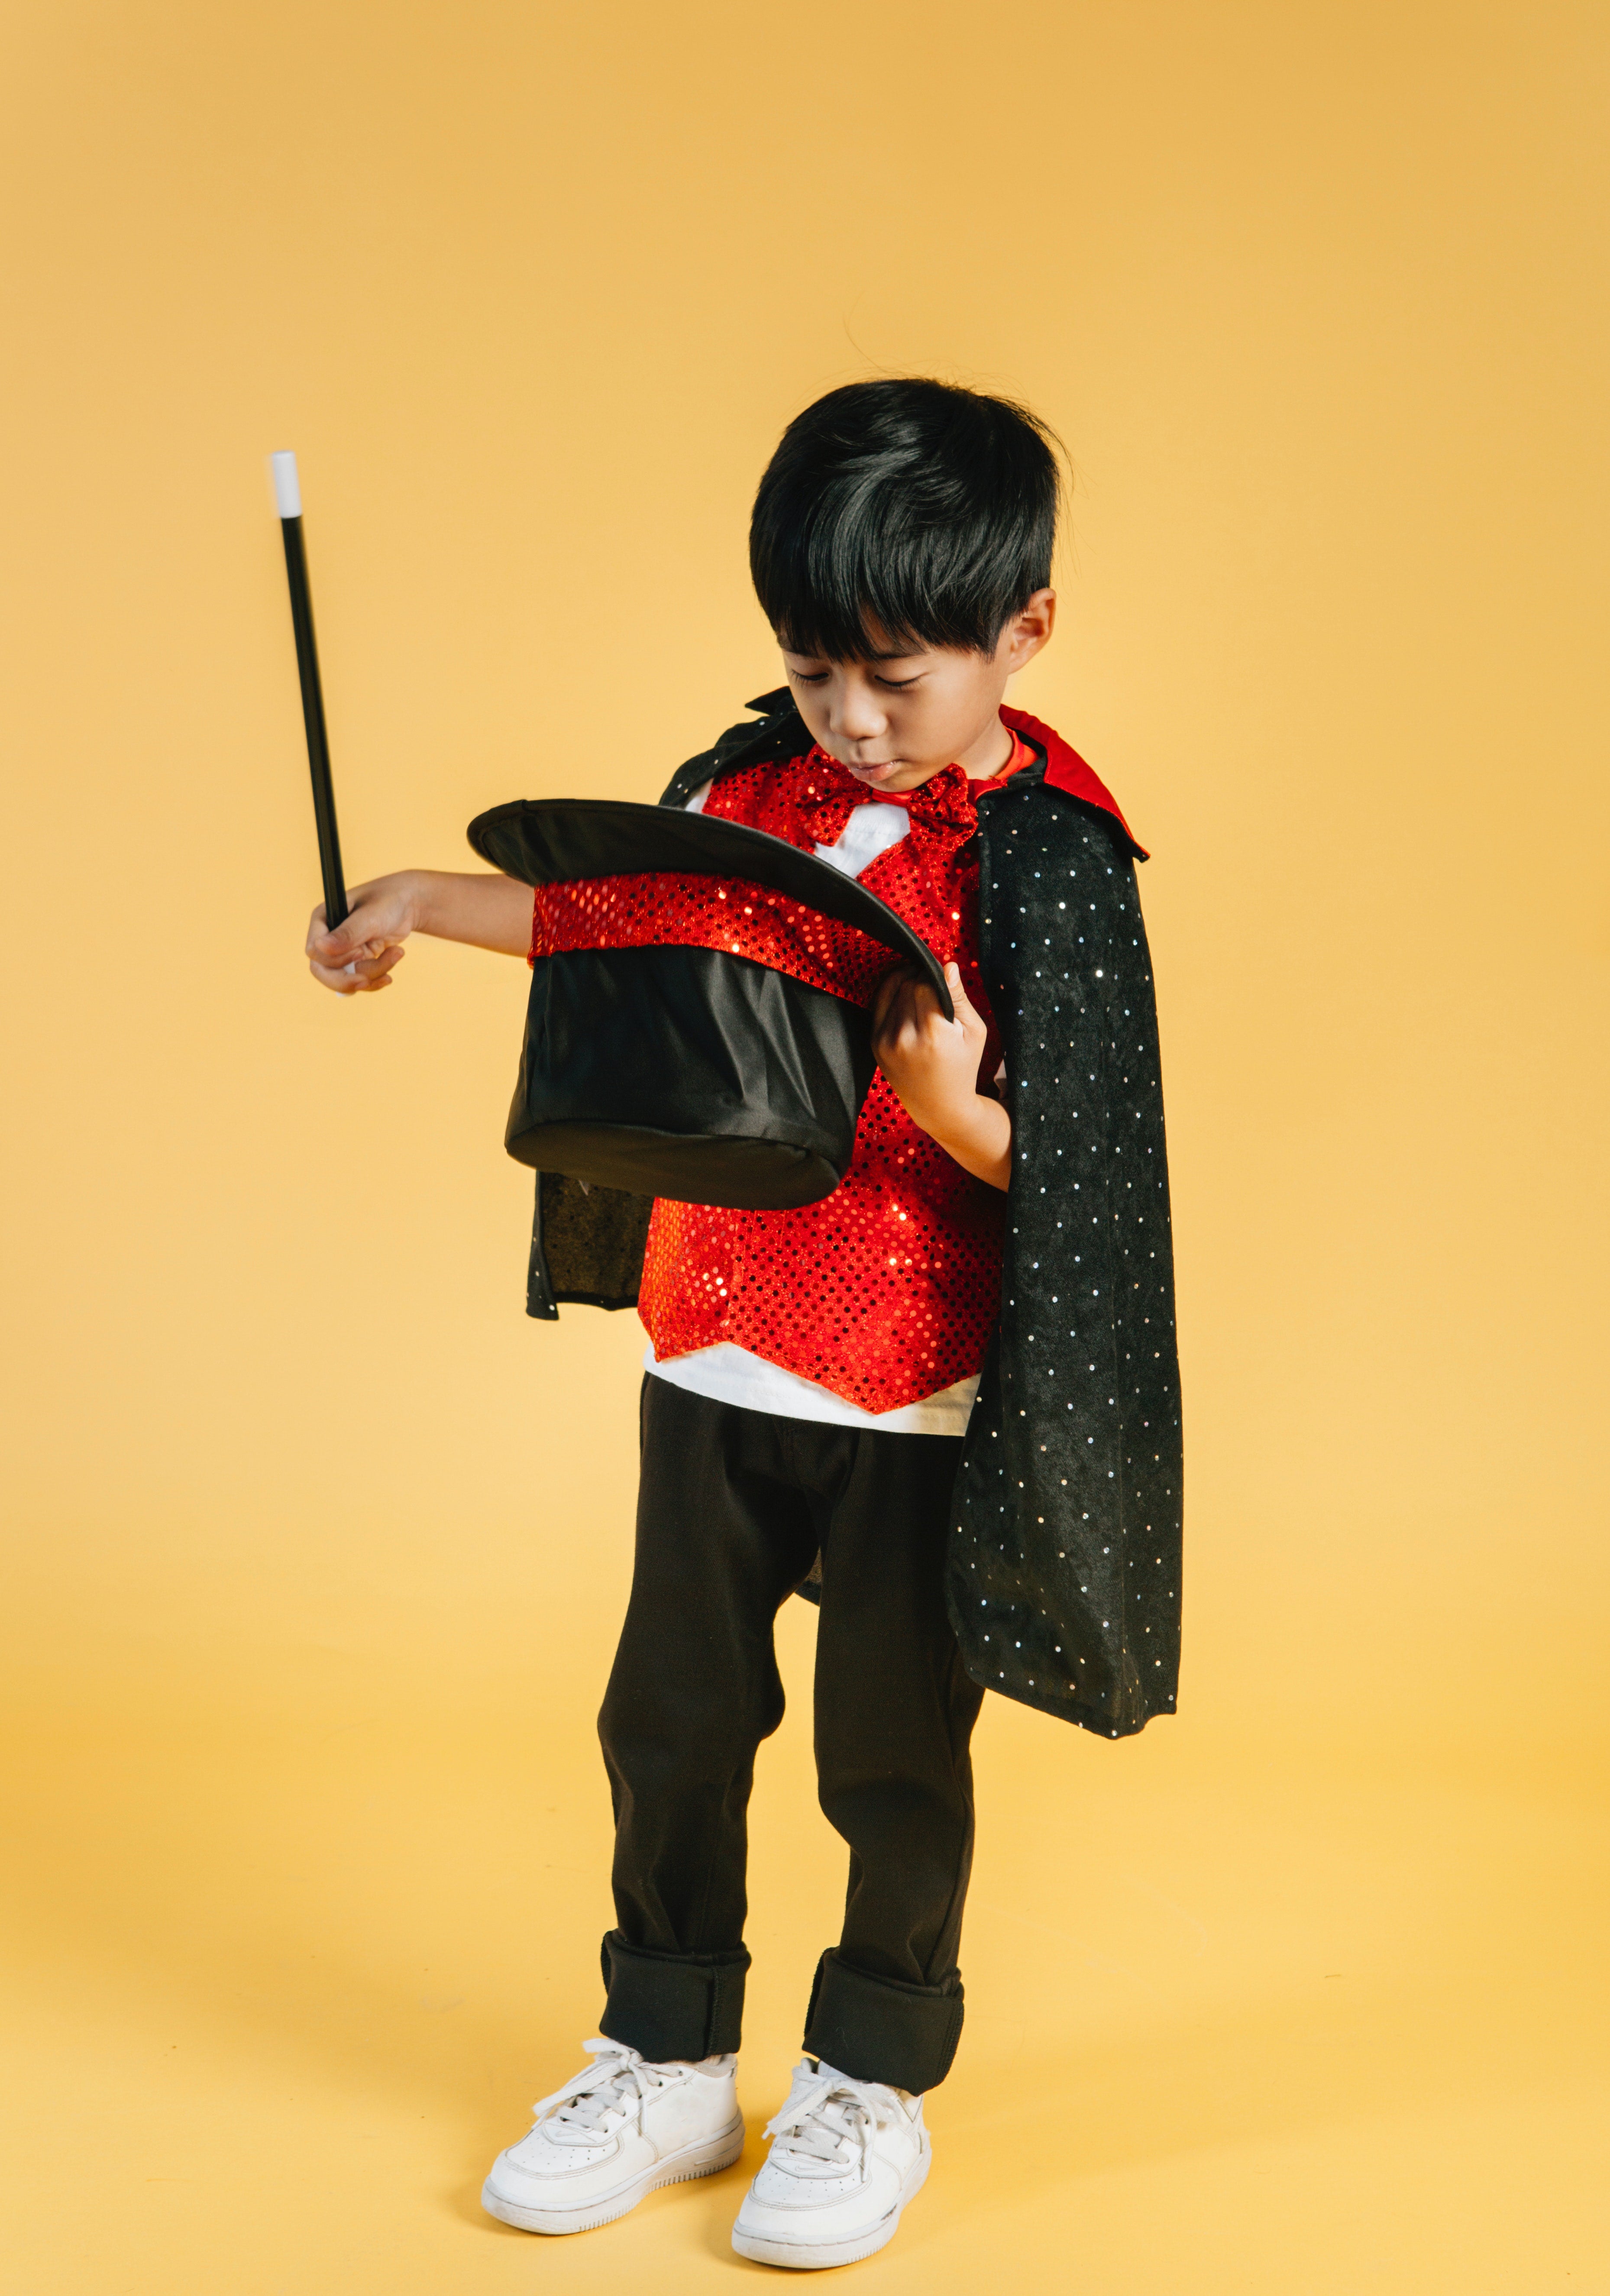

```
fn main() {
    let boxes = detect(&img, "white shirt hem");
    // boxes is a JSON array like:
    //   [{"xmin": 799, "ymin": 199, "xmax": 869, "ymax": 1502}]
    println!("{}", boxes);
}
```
[{"xmin": 644, "ymin": 1342, "xmax": 978, "ymax": 1437}]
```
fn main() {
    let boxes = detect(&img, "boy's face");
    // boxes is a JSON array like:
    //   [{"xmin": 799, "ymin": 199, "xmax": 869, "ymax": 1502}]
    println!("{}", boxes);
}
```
[{"xmin": 779, "ymin": 590, "xmax": 1055, "ymax": 793}]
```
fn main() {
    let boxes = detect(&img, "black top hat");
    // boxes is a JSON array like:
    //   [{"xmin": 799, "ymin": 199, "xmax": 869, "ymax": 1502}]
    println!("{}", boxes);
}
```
[{"xmin": 466, "ymin": 798, "xmax": 953, "ymax": 1210}]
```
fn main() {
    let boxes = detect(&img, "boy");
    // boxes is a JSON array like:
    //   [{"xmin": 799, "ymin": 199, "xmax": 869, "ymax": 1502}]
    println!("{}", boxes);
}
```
[{"xmin": 305, "ymin": 378, "xmax": 1181, "ymax": 2269}]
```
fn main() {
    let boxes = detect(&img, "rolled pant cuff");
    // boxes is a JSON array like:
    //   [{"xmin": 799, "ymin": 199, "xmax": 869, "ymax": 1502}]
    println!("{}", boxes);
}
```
[
  {"xmin": 802, "ymin": 1948, "xmax": 965, "ymax": 2094},
  {"xmin": 598, "ymin": 1930, "xmax": 750, "ymax": 2061}
]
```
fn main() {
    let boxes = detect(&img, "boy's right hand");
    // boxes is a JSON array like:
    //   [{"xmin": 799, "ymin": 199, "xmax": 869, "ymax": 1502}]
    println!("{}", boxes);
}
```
[{"xmin": 305, "ymin": 873, "xmax": 420, "ymax": 995}]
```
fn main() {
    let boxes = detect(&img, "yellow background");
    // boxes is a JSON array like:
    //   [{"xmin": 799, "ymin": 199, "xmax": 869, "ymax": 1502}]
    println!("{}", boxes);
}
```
[{"xmin": 3, "ymin": 2, "xmax": 1606, "ymax": 2288}]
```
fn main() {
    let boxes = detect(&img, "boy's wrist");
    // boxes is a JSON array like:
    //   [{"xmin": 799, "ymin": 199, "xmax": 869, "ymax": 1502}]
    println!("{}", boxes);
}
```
[{"xmin": 401, "ymin": 869, "xmax": 439, "ymax": 935}]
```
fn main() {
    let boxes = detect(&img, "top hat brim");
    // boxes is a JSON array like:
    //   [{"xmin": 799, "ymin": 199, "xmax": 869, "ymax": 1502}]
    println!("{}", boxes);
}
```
[{"xmin": 466, "ymin": 798, "xmax": 954, "ymax": 1019}]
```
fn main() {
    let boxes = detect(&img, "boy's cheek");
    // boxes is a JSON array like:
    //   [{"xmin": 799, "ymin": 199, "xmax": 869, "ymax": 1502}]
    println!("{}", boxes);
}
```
[{"xmin": 789, "ymin": 687, "xmax": 830, "ymax": 744}]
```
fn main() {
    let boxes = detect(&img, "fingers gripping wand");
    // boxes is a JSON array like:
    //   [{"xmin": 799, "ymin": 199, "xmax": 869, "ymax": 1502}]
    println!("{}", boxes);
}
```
[{"xmin": 270, "ymin": 450, "xmax": 348, "ymax": 931}]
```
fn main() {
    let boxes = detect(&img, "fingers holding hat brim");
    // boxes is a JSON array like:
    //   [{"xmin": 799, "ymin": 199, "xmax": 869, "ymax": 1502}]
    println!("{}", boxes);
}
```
[
  {"xmin": 873, "ymin": 958, "xmax": 971, "ymax": 1032},
  {"xmin": 873, "ymin": 962, "xmax": 947, "ymax": 1047}
]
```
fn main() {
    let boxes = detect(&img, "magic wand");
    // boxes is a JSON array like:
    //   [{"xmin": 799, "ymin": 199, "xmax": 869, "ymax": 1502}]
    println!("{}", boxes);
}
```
[{"xmin": 270, "ymin": 449, "xmax": 348, "ymax": 930}]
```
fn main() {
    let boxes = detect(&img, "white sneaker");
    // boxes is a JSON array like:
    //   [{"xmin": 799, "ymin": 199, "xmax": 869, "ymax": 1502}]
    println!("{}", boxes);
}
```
[
  {"xmin": 481, "ymin": 2038, "xmax": 744, "ymax": 2235},
  {"xmin": 730, "ymin": 2059, "xmax": 931, "ymax": 2269}
]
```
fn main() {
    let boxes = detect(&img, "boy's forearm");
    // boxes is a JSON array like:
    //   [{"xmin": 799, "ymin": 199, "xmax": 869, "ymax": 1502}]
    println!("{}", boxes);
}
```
[
  {"xmin": 409, "ymin": 870, "xmax": 533, "ymax": 956},
  {"xmin": 915, "ymin": 1093, "xmax": 1013, "ymax": 1192}
]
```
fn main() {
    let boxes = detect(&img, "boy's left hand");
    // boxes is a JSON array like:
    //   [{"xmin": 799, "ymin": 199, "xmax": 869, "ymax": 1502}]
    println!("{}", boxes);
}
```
[
  {"xmin": 873, "ymin": 960, "xmax": 987, "ymax": 1122},
  {"xmin": 872, "ymin": 962, "xmax": 1011, "ymax": 1190}
]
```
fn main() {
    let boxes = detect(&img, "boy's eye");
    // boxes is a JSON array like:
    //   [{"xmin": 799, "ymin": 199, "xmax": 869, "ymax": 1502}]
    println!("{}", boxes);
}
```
[{"xmin": 785, "ymin": 664, "xmax": 923, "ymax": 690}]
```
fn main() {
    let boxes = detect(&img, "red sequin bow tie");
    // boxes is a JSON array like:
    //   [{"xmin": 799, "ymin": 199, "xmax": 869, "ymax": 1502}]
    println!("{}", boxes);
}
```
[{"xmin": 799, "ymin": 750, "xmax": 980, "ymax": 850}]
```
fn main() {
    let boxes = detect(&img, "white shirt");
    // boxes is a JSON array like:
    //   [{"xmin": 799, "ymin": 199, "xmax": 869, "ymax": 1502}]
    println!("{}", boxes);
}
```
[{"xmin": 642, "ymin": 779, "xmax": 980, "ymax": 1437}]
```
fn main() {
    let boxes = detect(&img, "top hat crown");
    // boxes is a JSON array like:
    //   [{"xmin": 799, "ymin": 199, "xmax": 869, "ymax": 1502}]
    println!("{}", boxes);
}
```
[{"xmin": 467, "ymin": 798, "xmax": 953, "ymax": 1211}]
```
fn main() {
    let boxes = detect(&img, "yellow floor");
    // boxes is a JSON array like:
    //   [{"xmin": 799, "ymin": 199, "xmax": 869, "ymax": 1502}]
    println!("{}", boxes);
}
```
[{"xmin": 5, "ymin": 1598, "xmax": 1604, "ymax": 2293}]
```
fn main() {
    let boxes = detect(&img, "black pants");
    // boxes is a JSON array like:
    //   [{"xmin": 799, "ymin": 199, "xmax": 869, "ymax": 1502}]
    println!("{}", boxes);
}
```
[{"xmin": 595, "ymin": 1375, "xmax": 984, "ymax": 2094}]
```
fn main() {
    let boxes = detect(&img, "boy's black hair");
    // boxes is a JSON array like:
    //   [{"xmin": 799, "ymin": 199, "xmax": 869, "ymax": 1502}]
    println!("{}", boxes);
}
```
[{"xmin": 750, "ymin": 377, "xmax": 1061, "ymax": 661}]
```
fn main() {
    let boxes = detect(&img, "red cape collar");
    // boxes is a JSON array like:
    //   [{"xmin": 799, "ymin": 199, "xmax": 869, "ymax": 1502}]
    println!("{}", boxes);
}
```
[{"xmin": 999, "ymin": 707, "xmax": 1148, "ymax": 860}]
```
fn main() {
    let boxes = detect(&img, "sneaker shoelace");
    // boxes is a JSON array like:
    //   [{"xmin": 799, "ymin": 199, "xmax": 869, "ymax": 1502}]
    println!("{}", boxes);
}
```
[
  {"xmin": 529, "ymin": 2040, "xmax": 683, "ymax": 2149},
  {"xmin": 761, "ymin": 2064, "xmax": 904, "ymax": 2179}
]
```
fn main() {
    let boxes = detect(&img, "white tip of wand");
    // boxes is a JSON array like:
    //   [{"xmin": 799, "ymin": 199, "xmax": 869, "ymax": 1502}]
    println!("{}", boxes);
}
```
[{"xmin": 268, "ymin": 449, "xmax": 303, "ymax": 519}]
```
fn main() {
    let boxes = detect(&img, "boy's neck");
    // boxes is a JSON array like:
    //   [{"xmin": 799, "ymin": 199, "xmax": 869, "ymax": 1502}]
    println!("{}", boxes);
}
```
[{"xmin": 958, "ymin": 713, "xmax": 1017, "ymax": 781}]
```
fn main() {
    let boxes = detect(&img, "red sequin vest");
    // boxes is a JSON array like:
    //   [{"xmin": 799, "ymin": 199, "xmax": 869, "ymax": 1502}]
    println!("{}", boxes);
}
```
[{"xmin": 637, "ymin": 740, "xmax": 1027, "ymax": 1413}]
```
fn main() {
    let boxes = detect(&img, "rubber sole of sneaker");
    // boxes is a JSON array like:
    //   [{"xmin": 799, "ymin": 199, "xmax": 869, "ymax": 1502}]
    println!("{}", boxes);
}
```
[
  {"xmin": 729, "ymin": 2143, "xmax": 930, "ymax": 2270},
  {"xmin": 481, "ymin": 2116, "xmax": 746, "ymax": 2236}
]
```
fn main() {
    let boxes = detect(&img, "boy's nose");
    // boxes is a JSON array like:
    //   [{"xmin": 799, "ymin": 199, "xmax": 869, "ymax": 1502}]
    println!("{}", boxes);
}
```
[{"xmin": 831, "ymin": 677, "xmax": 887, "ymax": 741}]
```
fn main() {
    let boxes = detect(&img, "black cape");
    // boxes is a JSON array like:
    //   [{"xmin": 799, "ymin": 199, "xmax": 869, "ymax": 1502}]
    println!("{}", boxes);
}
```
[{"xmin": 522, "ymin": 694, "xmax": 1183, "ymax": 1739}]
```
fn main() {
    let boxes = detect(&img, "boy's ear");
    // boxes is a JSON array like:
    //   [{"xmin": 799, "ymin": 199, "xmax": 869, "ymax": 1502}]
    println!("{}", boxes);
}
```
[{"xmin": 1003, "ymin": 589, "xmax": 1056, "ymax": 669}]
